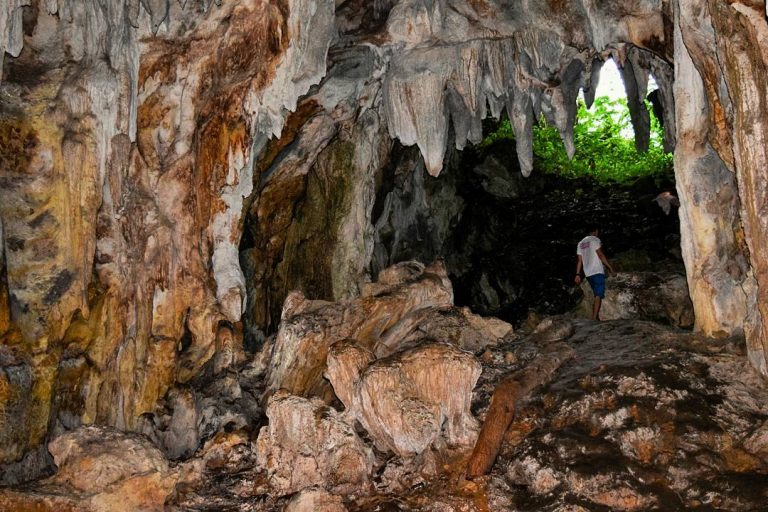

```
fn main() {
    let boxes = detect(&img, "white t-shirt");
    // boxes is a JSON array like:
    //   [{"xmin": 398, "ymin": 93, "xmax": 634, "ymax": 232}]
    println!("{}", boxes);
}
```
[{"xmin": 577, "ymin": 235, "xmax": 604, "ymax": 277}]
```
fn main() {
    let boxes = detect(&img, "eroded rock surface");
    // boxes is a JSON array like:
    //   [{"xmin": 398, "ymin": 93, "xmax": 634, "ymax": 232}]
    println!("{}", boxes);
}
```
[
  {"xmin": 3, "ymin": 0, "xmax": 768, "ymax": 502},
  {"xmin": 137, "ymin": 330, "xmax": 267, "ymax": 460},
  {"xmin": 348, "ymin": 320, "xmax": 768, "ymax": 512},
  {"xmin": 284, "ymin": 488, "xmax": 349, "ymax": 512},
  {"xmin": 4, "ymin": 315, "xmax": 767, "ymax": 512},
  {"xmin": 484, "ymin": 320, "xmax": 768, "ymax": 511},
  {"xmin": 0, "ymin": 426, "xmax": 179, "ymax": 511},
  {"xmin": 263, "ymin": 261, "xmax": 456, "ymax": 401},
  {"xmin": 255, "ymin": 391, "xmax": 374, "ymax": 497},
  {"xmin": 328, "ymin": 341, "xmax": 481, "ymax": 457},
  {"xmin": 0, "ymin": 0, "xmax": 335, "ymax": 476},
  {"xmin": 580, "ymin": 271, "xmax": 694, "ymax": 327}
]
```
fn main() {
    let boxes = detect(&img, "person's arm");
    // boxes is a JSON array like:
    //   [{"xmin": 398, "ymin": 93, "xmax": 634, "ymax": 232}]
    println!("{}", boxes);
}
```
[
  {"xmin": 596, "ymin": 248, "xmax": 614, "ymax": 274},
  {"xmin": 575, "ymin": 255, "xmax": 583, "ymax": 284}
]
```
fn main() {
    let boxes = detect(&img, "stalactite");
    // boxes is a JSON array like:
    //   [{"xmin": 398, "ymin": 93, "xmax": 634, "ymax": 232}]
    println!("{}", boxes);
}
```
[
  {"xmin": 0, "ymin": 0, "xmax": 29, "ymax": 77},
  {"xmin": 381, "ymin": 1, "xmax": 672, "ymax": 177}
]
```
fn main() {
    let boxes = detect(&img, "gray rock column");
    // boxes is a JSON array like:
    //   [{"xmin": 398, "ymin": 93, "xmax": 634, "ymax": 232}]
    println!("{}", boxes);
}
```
[{"xmin": 673, "ymin": 1, "xmax": 757, "ymax": 356}]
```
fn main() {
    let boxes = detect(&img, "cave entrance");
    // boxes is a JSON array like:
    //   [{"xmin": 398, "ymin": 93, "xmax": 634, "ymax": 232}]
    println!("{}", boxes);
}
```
[{"xmin": 371, "ymin": 59, "xmax": 683, "ymax": 327}]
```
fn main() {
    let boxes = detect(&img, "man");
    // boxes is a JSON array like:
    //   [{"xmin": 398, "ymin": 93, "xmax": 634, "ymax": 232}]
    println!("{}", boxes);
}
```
[{"xmin": 574, "ymin": 225, "xmax": 614, "ymax": 320}]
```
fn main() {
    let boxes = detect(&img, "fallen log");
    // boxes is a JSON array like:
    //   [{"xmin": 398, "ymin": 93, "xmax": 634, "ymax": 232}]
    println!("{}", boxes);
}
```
[{"xmin": 465, "ymin": 342, "xmax": 574, "ymax": 478}]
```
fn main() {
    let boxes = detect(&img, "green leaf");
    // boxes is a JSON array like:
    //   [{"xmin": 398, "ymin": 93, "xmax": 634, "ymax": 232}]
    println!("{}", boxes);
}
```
[{"xmin": 477, "ymin": 96, "xmax": 673, "ymax": 183}]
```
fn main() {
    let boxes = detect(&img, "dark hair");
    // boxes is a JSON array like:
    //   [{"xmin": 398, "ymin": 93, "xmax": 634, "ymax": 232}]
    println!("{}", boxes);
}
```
[{"xmin": 587, "ymin": 223, "xmax": 600, "ymax": 234}]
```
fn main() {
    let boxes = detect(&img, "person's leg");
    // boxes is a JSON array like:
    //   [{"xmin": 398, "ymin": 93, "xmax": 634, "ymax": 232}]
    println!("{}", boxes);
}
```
[{"xmin": 587, "ymin": 274, "xmax": 606, "ymax": 320}]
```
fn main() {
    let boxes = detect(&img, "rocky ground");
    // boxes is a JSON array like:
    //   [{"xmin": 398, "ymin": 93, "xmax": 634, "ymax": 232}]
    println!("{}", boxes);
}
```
[{"xmin": 1, "ymin": 264, "xmax": 766, "ymax": 512}]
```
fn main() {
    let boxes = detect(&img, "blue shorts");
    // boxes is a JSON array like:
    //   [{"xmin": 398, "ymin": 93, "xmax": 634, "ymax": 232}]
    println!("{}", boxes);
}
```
[{"xmin": 587, "ymin": 273, "xmax": 606, "ymax": 299}]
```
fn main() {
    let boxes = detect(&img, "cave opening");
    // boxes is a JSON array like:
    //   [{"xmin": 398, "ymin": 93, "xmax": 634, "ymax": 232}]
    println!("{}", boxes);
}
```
[{"xmin": 369, "ymin": 59, "xmax": 684, "ymax": 328}]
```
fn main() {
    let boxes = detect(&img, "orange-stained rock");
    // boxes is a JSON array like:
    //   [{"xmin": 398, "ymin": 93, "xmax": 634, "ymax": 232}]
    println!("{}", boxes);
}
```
[
  {"xmin": 264, "ymin": 261, "xmax": 454, "ymax": 401},
  {"xmin": 284, "ymin": 488, "xmax": 349, "ymax": 512},
  {"xmin": 325, "ymin": 340, "xmax": 376, "ymax": 409},
  {"xmin": 0, "ymin": 0, "xmax": 335, "ymax": 473},
  {"xmin": 327, "ymin": 341, "xmax": 481, "ymax": 457},
  {"xmin": 0, "ymin": 426, "xmax": 178, "ymax": 512},
  {"xmin": 675, "ymin": 0, "xmax": 768, "ymax": 377},
  {"xmin": 381, "ymin": 305, "xmax": 513, "ymax": 356},
  {"xmin": 255, "ymin": 391, "xmax": 374, "ymax": 497},
  {"xmin": 48, "ymin": 426, "xmax": 171, "ymax": 493}
]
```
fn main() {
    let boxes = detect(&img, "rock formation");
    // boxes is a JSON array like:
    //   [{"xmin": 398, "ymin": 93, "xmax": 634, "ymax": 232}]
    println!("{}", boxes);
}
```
[
  {"xmin": 1, "ymin": 0, "xmax": 335, "ymax": 478},
  {"xmin": 673, "ymin": 0, "xmax": 768, "ymax": 376},
  {"xmin": 1, "ymin": 299, "xmax": 767, "ymax": 510},
  {"xmin": 0, "ymin": 426, "xmax": 180, "ymax": 511},
  {"xmin": 579, "ymin": 271, "xmax": 694, "ymax": 327},
  {"xmin": 263, "ymin": 260, "xmax": 456, "ymax": 401},
  {"xmin": 482, "ymin": 319, "xmax": 768, "ymax": 512},
  {"xmin": 327, "ymin": 341, "xmax": 481, "ymax": 456},
  {"xmin": 255, "ymin": 391, "xmax": 374, "ymax": 497},
  {"xmin": 2, "ymin": 0, "xmax": 768, "ymax": 504}
]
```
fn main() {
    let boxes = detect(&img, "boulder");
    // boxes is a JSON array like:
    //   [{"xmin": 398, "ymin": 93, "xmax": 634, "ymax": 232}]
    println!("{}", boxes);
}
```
[
  {"xmin": 378, "ymin": 306, "xmax": 512, "ymax": 355},
  {"xmin": 264, "ymin": 261, "xmax": 454, "ymax": 401},
  {"xmin": 284, "ymin": 488, "xmax": 348, "ymax": 512},
  {"xmin": 580, "ymin": 272, "xmax": 694, "ymax": 327},
  {"xmin": 326, "ymin": 341, "xmax": 481, "ymax": 457},
  {"xmin": 0, "ymin": 426, "xmax": 178, "ymax": 512},
  {"xmin": 255, "ymin": 391, "xmax": 374, "ymax": 496},
  {"xmin": 48, "ymin": 426, "xmax": 171, "ymax": 494}
]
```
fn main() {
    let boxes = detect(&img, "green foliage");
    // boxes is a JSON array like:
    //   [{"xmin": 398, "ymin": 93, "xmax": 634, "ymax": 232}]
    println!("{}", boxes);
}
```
[{"xmin": 479, "ymin": 97, "xmax": 673, "ymax": 183}]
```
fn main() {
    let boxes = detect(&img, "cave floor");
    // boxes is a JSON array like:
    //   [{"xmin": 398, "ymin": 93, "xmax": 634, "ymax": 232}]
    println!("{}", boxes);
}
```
[{"xmin": 171, "ymin": 318, "xmax": 768, "ymax": 512}]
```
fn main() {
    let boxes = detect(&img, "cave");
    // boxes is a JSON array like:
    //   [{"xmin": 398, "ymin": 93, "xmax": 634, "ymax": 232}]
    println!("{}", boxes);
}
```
[{"xmin": 1, "ymin": 1, "xmax": 768, "ymax": 510}]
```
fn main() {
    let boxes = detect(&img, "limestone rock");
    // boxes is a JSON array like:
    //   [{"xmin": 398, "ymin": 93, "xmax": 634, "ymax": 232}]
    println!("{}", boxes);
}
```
[
  {"xmin": 163, "ymin": 429, "xmax": 262, "ymax": 509},
  {"xmin": 485, "ymin": 319, "xmax": 768, "ymax": 511},
  {"xmin": 47, "ymin": 426, "xmax": 171, "ymax": 494},
  {"xmin": 264, "ymin": 261, "xmax": 454, "ymax": 401},
  {"xmin": 472, "ymin": 154, "xmax": 523, "ymax": 199},
  {"xmin": 674, "ymin": 0, "xmax": 768, "ymax": 376},
  {"xmin": 580, "ymin": 272, "xmax": 694, "ymax": 328},
  {"xmin": 672, "ymin": 7, "xmax": 753, "ymax": 343},
  {"xmin": 0, "ymin": 426, "xmax": 178, "ymax": 512},
  {"xmin": 324, "ymin": 340, "xmax": 375, "ymax": 410},
  {"xmin": 326, "ymin": 341, "xmax": 481, "ymax": 457},
  {"xmin": 369, "ymin": 146, "xmax": 465, "ymax": 280},
  {"xmin": 284, "ymin": 488, "xmax": 348, "ymax": 512},
  {"xmin": 533, "ymin": 317, "xmax": 576, "ymax": 343},
  {"xmin": 383, "ymin": 306, "xmax": 513, "ymax": 354},
  {"xmin": 255, "ymin": 391, "xmax": 374, "ymax": 497},
  {"xmin": 2, "ymin": 0, "xmax": 768, "ymax": 502},
  {"xmin": 138, "ymin": 343, "xmax": 264, "ymax": 460},
  {"xmin": 240, "ymin": 46, "xmax": 391, "ymax": 343},
  {"xmin": 382, "ymin": 2, "xmax": 671, "ymax": 176},
  {"xmin": 0, "ymin": 0, "xmax": 336, "ymax": 472}
]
